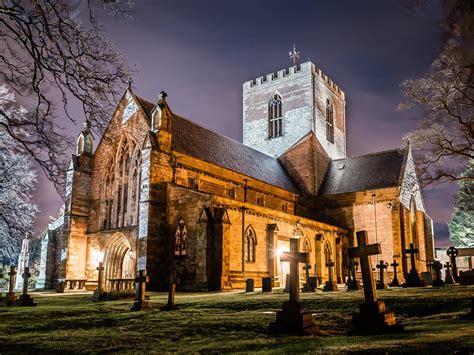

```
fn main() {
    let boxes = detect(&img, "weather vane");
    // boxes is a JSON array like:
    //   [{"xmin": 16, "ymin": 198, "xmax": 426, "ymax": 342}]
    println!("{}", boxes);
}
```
[{"xmin": 289, "ymin": 44, "xmax": 300, "ymax": 66}]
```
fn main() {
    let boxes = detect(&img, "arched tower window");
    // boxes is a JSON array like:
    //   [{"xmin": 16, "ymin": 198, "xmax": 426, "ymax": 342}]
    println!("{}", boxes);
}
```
[
  {"xmin": 245, "ymin": 226, "xmax": 257, "ymax": 262},
  {"xmin": 175, "ymin": 217, "xmax": 187, "ymax": 256},
  {"xmin": 326, "ymin": 99, "xmax": 334, "ymax": 143},
  {"xmin": 268, "ymin": 94, "xmax": 283, "ymax": 139}
]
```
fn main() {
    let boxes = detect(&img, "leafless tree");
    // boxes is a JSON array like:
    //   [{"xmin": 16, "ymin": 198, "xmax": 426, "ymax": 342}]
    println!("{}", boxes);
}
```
[{"xmin": 0, "ymin": 0, "xmax": 132, "ymax": 193}]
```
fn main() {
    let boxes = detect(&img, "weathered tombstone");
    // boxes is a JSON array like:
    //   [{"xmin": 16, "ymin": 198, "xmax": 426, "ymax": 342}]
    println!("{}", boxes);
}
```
[
  {"xmin": 16, "ymin": 267, "xmax": 36, "ymax": 306},
  {"xmin": 130, "ymin": 269, "xmax": 150, "ymax": 311},
  {"xmin": 459, "ymin": 270, "xmax": 474, "ymax": 286},
  {"xmin": 245, "ymin": 278, "xmax": 254, "ymax": 292},
  {"xmin": 444, "ymin": 262, "xmax": 455, "ymax": 285},
  {"xmin": 161, "ymin": 270, "xmax": 178, "ymax": 311},
  {"xmin": 348, "ymin": 231, "xmax": 402, "ymax": 334},
  {"xmin": 323, "ymin": 260, "xmax": 338, "ymax": 292},
  {"xmin": 302, "ymin": 264, "xmax": 315, "ymax": 292},
  {"xmin": 432, "ymin": 260, "xmax": 445, "ymax": 287},
  {"xmin": 447, "ymin": 246, "xmax": 459, "ymax": 283},
  {"xmin": 389, "ymin": 260, "xmax": 400, "ymax": 287},
  {"xmin": 270, "ymin": 236, "xmax": 319, "ymax": 335},
  {"xmin": 92, "ymin": 262, "xmax": 105, "ymax": 301},
  {"xmin": 262, "ymin": 277, "xmax": 272, "ymax": 292},
  {"xmin": 404, "ymin": 243, "xmax": 424, "ymax": 287},
  {"xmin": 346, "ymin": 259, "xmax": 360, "ymax": 291},
  {"xmin": 421, "ymin": 272, "xmax": 433, "ymax": 286},
  {"xmin": 376, "ymin": 261, "xmax": 388, "ymax": 289},
  {"xmin": 6, "ymin": 266, "xmax": 17, "ymax": 306}
]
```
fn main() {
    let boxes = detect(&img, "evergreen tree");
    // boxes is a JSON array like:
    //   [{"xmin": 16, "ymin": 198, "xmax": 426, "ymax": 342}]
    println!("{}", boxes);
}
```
[{"xmin": 448, "ymin": 159, "xmax": 474, "ymax": 247}]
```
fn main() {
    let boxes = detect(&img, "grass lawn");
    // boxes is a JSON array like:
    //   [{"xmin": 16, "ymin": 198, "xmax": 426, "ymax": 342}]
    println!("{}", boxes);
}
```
[{"xmin": 1, "ymin": 286, "xmax": 473, "ymax": 353}]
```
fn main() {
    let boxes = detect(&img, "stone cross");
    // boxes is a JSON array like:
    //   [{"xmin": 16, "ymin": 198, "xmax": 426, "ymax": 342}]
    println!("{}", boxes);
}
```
[
  {"xmin": 22, "ymin": 267, "xmax": 31, "ymax": 296},
  {"xmin": 444, "ymin": 261, "xmax": 455, "ymax": 285},
  {"xmin": 390, "ymin": 260, "xmax": 400, "ymax": 287},
  {"xmin": 376, "ymin": 261, "xmax": 388, "ymax": 289},
  {"xmin": 405, "ymin": 243, "xmax": 419, "ymax": 273},
  {"xmin": 348, "ymin": 231, "xmax": 382, "ymax": 304},
  {"xmin": 326, "ymin": 260, "xmax": 335, "ymax": 283},
  {"xmin": 7, "ymin": 266, "xmax": 17, "ymax": 305},
  {"xmin": 96, "ymin": 262, "xmax": 104, "ymax": 292},
  {"xmin": 131, "ymin": 269, "xmax": 150, "ymax": 311},
  {"xmin": 280, "ymin": 237, "xmax": 309, "ymax": 303},
  {"xmin": 432, "ymin": 260, "xmax": 445, "ymax": 287},
  {"xmin": 289, "ymin": 44, "xmax": 300, "ymax": 66},
  {"xmin": 346, "ymin": 259, "xmax": 360, "ymax": 291},
  {"xmin": 447, "ymin": 246, "xmax": 459, "ymax": 282}
]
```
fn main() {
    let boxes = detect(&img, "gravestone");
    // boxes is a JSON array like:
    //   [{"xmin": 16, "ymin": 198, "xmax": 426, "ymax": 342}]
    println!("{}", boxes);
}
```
[
  {"xmin": 376, "ymin": 261, "xmax": 388, "ymax": 289},
  {"xmin": 161, "ymin": 270, "xmax": 178, "ymax": 311},
  {"xmin": 245, "ymin": 278, "xmax": 254, "ymax": 292},
  {"xmin": 270, "ymin": 237, "xmax": 319, "ymax": 335},
  {"xmin": 459, "ymin": 270, "xmax": 474, "ymax": 286},
  {"xmin": 444, "ymin": 262, "xmax": 455, "ymax": 285},
  {"xmin": 323, "ymin": 260, "xmax": 338, "ymax": 292},
  {"xmin": 447, "ymin": 246, "xmax": 459, "ymax": 283},
  {"xmin": 389, "ymin": 260, "xmax": 400, "ymax": 287},
  {"xmin": 16, "ymin": 267, "xmax": 36, "ymax": 306},
  {"xmin": 262, "ymin": 277, "xmax": 272, "ymax": 292},
  {"xmin": 6, "ymin": 266, "xmax": 17, "ymax": 306},
  {"xmin": 421, "ymin": 272, "xmax": 433, "ymax": 286},
  {"xmin": 346, "ymin": 259, "xmax": 360, "ymax": 291},
  {"xmin": 92, "ymin": 262, "xmax": 105, "ymax": 301},
  {"xmin": 130, "ymin": 269, "xmax": 150, "ymax": 311},
  {"xmin": 348, "ymin": 231, "xmax": 402, "ymax": 334},
  {"xmin": 404, "ymin": 243, "xmax": 424, "ymax": 287},
  {"xmin": 432, "ymin": 260, "xmax": 445, "ymax": 287},
  {"xmin": 302, "ymin": 264, "xmax": 315, "ymax": 292}
]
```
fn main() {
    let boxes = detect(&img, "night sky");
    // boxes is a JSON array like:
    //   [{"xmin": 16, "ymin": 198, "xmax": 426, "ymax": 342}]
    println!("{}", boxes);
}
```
[{"xmin": 33, "ymin": 0, "xmax": 456, "ymax": 247}]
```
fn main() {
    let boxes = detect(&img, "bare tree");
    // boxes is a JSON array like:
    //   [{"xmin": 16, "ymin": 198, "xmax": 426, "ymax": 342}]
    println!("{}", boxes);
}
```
[
  {"xmin": 0, "ymin": 85, "xmax": 38, "ymax": 263},
  {"xmin": 0, "ymin": 0, "xmax": 132, "ymax": 193},
  {"xmin": 400, "ymin": 39, "xmax": 473, "ymax": 185}
]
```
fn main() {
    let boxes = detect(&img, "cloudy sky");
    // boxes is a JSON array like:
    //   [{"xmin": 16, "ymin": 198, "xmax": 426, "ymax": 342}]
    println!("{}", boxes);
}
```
[{"xmin": 33, "ymin": 0, "xmax": 456, "ymax": 247}]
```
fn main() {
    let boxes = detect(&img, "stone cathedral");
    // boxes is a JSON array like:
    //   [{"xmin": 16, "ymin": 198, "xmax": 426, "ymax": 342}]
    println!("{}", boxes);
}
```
[{"xmin": 37, "ymin": 61, "xmax": 435, "ymax": 292}]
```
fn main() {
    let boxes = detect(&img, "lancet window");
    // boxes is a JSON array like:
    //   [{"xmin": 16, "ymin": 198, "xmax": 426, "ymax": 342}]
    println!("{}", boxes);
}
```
[
  {"xmin": 268, "ymin": 94, "xmax": 283, "ymax": 139},
  {"xmin": 326, "ymin": 99, "xmax": 334, "ymax": 143},
  {"xmin": 175, "ymin": 217, "xmax": 187, "ymax": 256},
  {"xmin": 245, "ymin": 226, "xmax": 257, "ymax": 262}
]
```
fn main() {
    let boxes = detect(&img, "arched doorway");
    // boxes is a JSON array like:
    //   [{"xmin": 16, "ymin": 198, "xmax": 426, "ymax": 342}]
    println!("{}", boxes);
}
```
[{"xmin": 103, "ymin": 233, "xmax": 135, "ymax": 290}]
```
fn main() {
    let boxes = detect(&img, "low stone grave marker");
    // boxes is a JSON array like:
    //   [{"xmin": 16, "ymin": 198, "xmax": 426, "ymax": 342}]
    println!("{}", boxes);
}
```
[
  {"xmin": 16, "ymin": 267, "xmax": 36, "ymax": 307},
  {"xmin": 447, "ymin": 246, "xmax": 459, "ymax": 283},
  {"xmin": 302, "ymin": 264, "xmax": 315, "ymax": 292},
  {"xmin": 262, "ymin": 277, "xmax": 272, "ymax": 292},
  {"xmin": 161, "ymin": 270, "xmax": 178, "ymax": 311},
  {"xmin": 432, "ymin": 260, "xmax": 445, "ymax": 287},
  {"xmin": 6, "ymin": 266, "xmax": 17, "ymax": 306},
  {"xmin": 245, "ymin": 278, "xmax": 254, "ymax": 292},
  {"xmin": 404, "ymin": 243, "xmax": 424, "ymax": 287},
  {"xmin": 421, "ymin": 272, "xmax": 433, "ymax": 286},
  {"xmin": 270, "ymin": 236, "xmax": 319, "ymax": 335},
  {"xmin": 130, "ymin": 269, "xmax": 151, "ymax": 311},
  {"xmin": 376, "ymin": 261, "xmax": 388, "ymax": 289},
  {"xmin": 346, "ymin": 259, "xmax": 360, "ymax": 291},
  {"xmin": 323, "ymin": 259, "xmax": 338, "ymax": 292},
  {"xmin": 389, "ymin": 260, "xmax": 400, "ymax": 287},
  {"xmin": 348, "ymin": 230, "xmax": 402, "ymax": 334},
  {"xmin": 444, "ymin": 262, "xmax": 455, "ymax": 285},
  {"xmin": 459, "ymin": 270, "xmax": 474, "ymax": 286}
]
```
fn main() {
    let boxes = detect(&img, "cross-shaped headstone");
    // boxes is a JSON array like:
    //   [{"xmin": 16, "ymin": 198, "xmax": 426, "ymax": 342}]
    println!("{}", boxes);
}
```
[
  {"xmin": 131, "ymin": 269, "xmax": 150, "ymax": 311},
  {"xmin": 406, "ymin": 243, "xmax": 419, "ymax": 272},
  {"xmin": 346, "ymin": 258, "xmax": 360, "ymax": 291},
  {"xmin": 432, "ymin": 260, "xmax": 445, "ymax": 287},
  {"xmin": 447, "ymin": 246, "xmax": 459, "ymax": 282},
  {"xmin": 280, "ymin": 237, "xmax": 309, "ymax": 303},
  {"xmin": 444, "ymin": 261, "xmax": 455, "ymax": 285},
  {"xmin": 96, "ymin": 262, "xmax": 104, "ymax": 292},
  {"xmin": 22, "ymin": 267, "xmax": 31, "ymax": 296},
  {"xmin": 6, "ymin": 266, "xmax": 17, "ymax": 305},
  {"xmin": 376, "ymin": 261, "xmax": 388, "ymax": 289},
  {"xmin": 390, "ymin": 260, "xmax": 400, "ymax": 287},
  {"xmin": 17, "ymin": 267, "xmax": 35, "ymax": 306}
]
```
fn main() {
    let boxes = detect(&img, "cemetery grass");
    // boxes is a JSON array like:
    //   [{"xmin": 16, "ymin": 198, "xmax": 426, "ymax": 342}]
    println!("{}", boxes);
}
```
[{"xmin": 0, "ymin": 286, "xmax": 473, "ymax": 353}]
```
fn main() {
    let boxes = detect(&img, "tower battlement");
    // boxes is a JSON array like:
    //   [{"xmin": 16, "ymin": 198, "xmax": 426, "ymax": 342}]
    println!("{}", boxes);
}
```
[{"xmin": 243, "ymin": 61, "xmax": 345, "ymax": 100}]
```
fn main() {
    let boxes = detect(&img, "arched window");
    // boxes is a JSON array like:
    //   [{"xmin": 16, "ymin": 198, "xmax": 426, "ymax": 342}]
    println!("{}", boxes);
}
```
[
  {"xmin": 302, "ymin": 237, "xmax": 311, "ymax": 253},
  {"xmin": 410, "ymin": 197, "xmax": 418, "ymax": 247},
  {"xmin": 268, "ymin": 94, "xmax": 283, "ymax": 139},
  {"xmin": 245, "ymin": 226, "xmax": 257, "ymax": 262},
  {"xmin": 326, "ymin": 99, "xmax": 334, "ymax": 143},
  {"xmin": 324, "ymin": 242, "xmax": 332, "ymax": 266},
  {"xmin": 175, "ymin": 217, "xmax": 187, "ymax": 256}
]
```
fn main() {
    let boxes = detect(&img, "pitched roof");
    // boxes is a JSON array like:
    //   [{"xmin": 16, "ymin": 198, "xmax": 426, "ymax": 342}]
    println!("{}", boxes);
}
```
[
  {"xmin": 135, "ymin": 95, "xmax": 300, "ymax": 194},
  {"xmin": 318, "ymin": 149, "xmax": 407, "ymax": 196},
  {"xmin": 171, "ymin": 114, "xmax": 300, "ymax": 194}
]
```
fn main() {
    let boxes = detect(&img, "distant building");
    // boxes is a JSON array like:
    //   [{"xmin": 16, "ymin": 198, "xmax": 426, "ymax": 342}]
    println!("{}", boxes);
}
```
[{"xmin": 38, "ymin": 61, "xmax": 435, "ymax": 291}]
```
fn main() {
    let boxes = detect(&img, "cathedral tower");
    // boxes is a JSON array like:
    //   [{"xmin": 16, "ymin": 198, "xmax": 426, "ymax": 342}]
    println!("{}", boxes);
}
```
[{"xmin": 242, "ymin": 61, "xmax": 346, "ymax": 160}]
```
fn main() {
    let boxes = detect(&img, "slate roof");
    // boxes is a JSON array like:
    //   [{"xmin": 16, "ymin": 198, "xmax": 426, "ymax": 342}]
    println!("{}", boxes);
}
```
[
  {"xmin": 171, "ymin": 114, "xmax": 301, "ymax": 194},
  {"xmin": 318, "ymin": 149, "xmax": 407, "ymax": 196}
]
